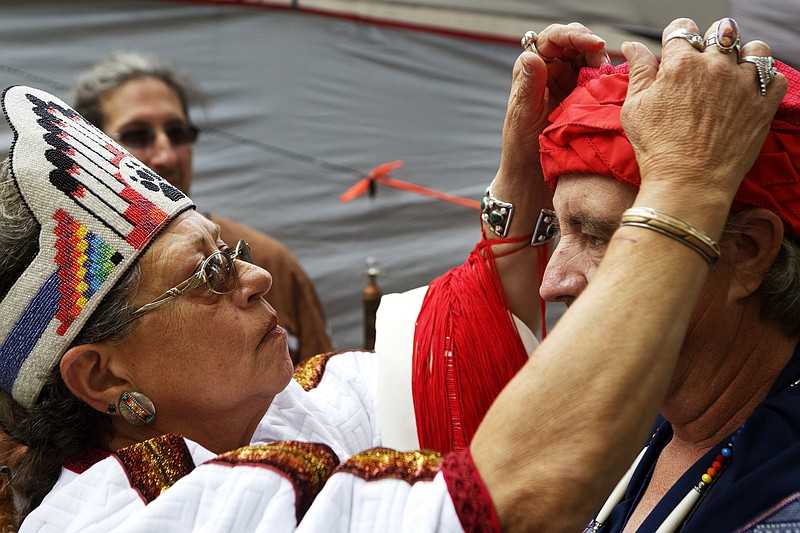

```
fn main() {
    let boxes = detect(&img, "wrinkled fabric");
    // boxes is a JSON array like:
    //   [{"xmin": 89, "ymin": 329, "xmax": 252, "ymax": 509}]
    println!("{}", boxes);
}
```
[{"xmin": 539, "ymin": 61, "xmax": 800, "ymax": 236}]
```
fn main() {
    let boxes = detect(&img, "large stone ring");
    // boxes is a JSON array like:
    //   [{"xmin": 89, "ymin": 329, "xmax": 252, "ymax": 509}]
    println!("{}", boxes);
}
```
[
  {"xmin": 665, "ymin": 28, "xmax": 704, "ymax": 51},
  {"xmin": 705, "ymin": 18, "xmax": 741, "ymax": 55},
  {"xmin": 521, "ymin": 30, "xmax": 556, "ymax": 63},
  {"xmin": 740, "ymin": 55, "xmax": 778, "ymax": 96}
]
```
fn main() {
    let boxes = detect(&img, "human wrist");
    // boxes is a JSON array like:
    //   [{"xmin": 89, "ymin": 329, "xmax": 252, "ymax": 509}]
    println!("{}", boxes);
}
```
[
  {"xmin": 481, "ymin": 179, "xmax": 556, "ymax": 246},
  {"xmin": 619, "ymin": 207, "xmax": 721, "ymax": 264},
  {"xmin": 633, "ymin": 177, "xmax": 735, "ymax": 241}
]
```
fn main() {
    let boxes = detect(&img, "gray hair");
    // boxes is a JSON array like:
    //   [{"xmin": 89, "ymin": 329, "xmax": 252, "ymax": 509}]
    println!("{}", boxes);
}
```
[
  {"xmin": 722, "ymin": 211, "xmax": 800, "ymax": 338},
  {"xmin": 0, "ymin": 157, "xmax": 143, "ymax": 519},
  {"xmin": 73, "ymin": 52, "xmax": 205, "ymax": 129}
]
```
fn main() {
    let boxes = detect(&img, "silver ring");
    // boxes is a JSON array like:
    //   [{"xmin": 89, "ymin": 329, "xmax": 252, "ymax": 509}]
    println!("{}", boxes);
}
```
[
  {"xmin": 521, "ymin": 30, "xmax": 537, "ymax": 50},
  {"xmin": 520, "ymin": 30, "xmax": 556, "ymax": 63},
  {"xmin": 705, "ymin": 18, "xmax": 741, "ymax": 55},
  {"xmin": 740, "ymin": 55, "xmax": 778, "ymax": 96},
  {"xmin": 665, "ymin": 28, "xmax": 704, "ymax": 51}
]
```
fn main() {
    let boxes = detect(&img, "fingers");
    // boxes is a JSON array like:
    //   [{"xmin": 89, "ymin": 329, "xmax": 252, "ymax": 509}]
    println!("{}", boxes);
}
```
[
  {"xmin": 500, "ymin": 51, "xmax": 549, "ymax": 172},
  {"xmin": 624, "ymin": 41, "xmax": 659, "ymax": 97},
  {"xmin": 701, "ymin": 18, "xmax": 740, "ymax": 57},
  {"xmin": 532, "ymin": 22, "xmax": 609, "ymax": 65},
  {"xmin": 621, "ymin": 16, "xmax": 787, "ymax": 206},
  {"xmin": 695, "ymin": 17, "xmax": 785, "ymax": 102},
  {"xmin": 521, "ymin": 23, "xmax": 610, "ymax": 106},
  {"xmin": 739, "ymin": 39, "xmax": 771, "ymax": 58}
]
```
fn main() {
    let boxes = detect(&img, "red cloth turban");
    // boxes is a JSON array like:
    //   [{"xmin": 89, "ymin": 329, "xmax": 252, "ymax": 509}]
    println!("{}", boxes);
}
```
[{"xmin": 539, "ymin": 61, "xmax": 800, "ymax": 236}]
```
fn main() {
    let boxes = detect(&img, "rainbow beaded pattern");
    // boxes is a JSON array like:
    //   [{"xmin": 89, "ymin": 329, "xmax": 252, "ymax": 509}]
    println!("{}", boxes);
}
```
[{"xmin": 0, "ymin": 86, "xmax": 193, "ymax": 408}]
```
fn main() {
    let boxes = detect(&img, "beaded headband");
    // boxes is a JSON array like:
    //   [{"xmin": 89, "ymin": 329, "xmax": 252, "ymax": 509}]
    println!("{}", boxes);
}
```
[{"xmin": 0, "ymin": 86, "xmax": 194, "ymax": 408}]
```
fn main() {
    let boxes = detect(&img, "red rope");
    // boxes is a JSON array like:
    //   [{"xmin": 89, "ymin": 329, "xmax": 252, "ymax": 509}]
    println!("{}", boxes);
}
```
[{"xmin": 340, "ymin": 160, "xmax": 481, "ymax": 210}]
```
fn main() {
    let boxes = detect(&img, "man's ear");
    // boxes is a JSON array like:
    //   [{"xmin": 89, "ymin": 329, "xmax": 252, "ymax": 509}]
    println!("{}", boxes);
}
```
[
  {"xmin": 723, "ymin": 208, "xmax": 784, "ymax": 302},
  {"xmin": 60, "ymin": 344, "xmax": 129, "ymax": 414}
]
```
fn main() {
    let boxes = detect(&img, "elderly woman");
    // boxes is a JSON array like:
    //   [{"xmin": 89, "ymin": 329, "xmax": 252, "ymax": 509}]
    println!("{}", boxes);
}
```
[{"xmin": 0, "ymin": 19, "xmax": 785, "ymax": 533}]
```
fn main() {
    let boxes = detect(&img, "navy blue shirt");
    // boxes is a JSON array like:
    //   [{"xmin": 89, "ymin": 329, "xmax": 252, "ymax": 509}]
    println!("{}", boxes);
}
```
[{"xmin": 598, "ymin": 342, "xmax": 800, "ymax": 532}]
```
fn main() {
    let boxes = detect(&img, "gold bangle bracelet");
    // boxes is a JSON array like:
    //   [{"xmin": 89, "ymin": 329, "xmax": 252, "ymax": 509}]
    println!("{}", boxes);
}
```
[{"xmin": 619, "ymin": 207, "xmax": 721, "ymax": 265}]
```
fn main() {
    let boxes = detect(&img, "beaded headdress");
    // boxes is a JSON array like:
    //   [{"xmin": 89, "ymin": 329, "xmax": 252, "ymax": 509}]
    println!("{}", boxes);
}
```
[{"xmin": 0, "ymin": 86, "xmax": 194, "ymax": 408}]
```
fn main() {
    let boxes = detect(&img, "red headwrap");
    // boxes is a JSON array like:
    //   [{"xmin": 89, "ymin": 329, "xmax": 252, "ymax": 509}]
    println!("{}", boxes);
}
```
[{"xmin": 539, "ymin": 61, "xmax": 800, "ymax": 236}]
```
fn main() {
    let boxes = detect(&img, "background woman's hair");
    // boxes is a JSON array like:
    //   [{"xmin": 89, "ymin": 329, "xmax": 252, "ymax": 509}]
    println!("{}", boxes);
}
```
[{"xmin": 73, "ymin": 52, "xmax": 206, "ymax": 129}]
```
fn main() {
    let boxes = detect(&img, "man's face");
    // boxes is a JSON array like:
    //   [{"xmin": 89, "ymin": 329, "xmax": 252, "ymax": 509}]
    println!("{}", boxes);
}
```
[
  {"xmin": 540, "ymin": 174, "xmax": 638, "ymax": 306},
  {"xmin": 100, "ymin": 76, "xmax": 194, "ymax": 194}
]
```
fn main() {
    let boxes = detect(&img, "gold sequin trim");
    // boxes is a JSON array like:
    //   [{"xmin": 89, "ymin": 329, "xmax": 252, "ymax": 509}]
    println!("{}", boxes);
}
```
[
  {"xmin": 293, "ymin": 351, "xmax": 342, "ymax": 391},
  {"xmin": 337, "ymin": 447, "xmax": 443, "ymax": 485},
  {"xmin": 116, "ymin": 434, "xmax": 195, "ymax": 503},
  {"xmin": 214, "ymin": 441, "xmax": 339, "ymax": 521}
]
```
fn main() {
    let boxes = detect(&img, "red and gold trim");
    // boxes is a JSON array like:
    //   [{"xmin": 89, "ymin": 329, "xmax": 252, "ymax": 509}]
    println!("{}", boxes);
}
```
[
  {"xmin": 293, "ymin": 351, "xmax": 343, "ymax": 391},
  {"xmin": 63, "ymin": 447, "xmax": 111, "ymax": 474},
  {"xmin": 213, "ymin": 441, "xmax": 339, "ymax": 522},
  {"xmin": 115, "ymin": 434, "xmax": 196, "ymax": 504},
  {"xmin": 441, "ymin": 448, "xmax": 500, "ymax": 533},
  {"xmin": 337, "ymin": 447, "xmax": 443, "ymax": 484}
]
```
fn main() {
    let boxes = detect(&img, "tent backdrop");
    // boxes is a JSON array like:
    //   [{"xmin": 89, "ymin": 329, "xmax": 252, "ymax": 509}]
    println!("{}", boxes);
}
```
[{"xmin": 1, "ymin": 0, "xmax": 759, "ymax": 350}]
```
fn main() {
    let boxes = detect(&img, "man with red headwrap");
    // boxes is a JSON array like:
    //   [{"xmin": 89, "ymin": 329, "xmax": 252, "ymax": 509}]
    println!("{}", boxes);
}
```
[{"xmin": 538, "ymin": 19, "xmax": 800, "ymax": 533}]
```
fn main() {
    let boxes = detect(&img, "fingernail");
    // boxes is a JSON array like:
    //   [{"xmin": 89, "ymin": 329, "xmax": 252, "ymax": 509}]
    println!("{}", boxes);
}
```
[
  {"xmin": 604, "ymin": 53, "xmax": 612, "ymax": 64},
  {"xmin": 621, "ymin": 41, "xmax": 636, "ymax": 61}
]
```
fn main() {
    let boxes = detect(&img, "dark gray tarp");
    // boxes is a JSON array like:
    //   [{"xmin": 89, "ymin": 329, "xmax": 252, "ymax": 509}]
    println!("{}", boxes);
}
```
[{"xmin": 1, "ymin": 0, "xmax": 565, "ymax": 348}]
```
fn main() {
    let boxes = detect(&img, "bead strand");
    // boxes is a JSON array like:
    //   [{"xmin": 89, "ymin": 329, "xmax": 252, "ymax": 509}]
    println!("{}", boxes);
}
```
[{"xmin": 657, "ymin": 425, "xmax": 744, "ymax": 533}]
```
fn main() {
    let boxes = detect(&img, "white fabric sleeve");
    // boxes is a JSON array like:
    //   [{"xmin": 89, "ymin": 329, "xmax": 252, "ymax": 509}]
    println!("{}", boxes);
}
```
[
  {"xmin": 298, "ymin": 471, "xmax": 463, "ymax": 533},
  {"xmin": 253, "ymin": 350, "xmax": 381, "ymax": 460},
  {"xmin": 20, "ymin": 438, "xmax": 466, "ymax": 532},
  {"xmin": 19, "ymin": 442, "xmax": 217, "ymax": 533}
]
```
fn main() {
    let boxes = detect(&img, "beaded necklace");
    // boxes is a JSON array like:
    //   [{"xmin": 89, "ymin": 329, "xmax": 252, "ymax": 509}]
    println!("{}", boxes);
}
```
[{"xmin": 585, "ymin": 425, "xmax": 744, "ymax": 533}]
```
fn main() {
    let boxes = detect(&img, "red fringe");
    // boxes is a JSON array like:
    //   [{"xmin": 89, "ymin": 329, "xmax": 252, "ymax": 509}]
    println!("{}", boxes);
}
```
[{"xmin": 412, "ymin": 235, "xmax": 530, "ymax": 452}]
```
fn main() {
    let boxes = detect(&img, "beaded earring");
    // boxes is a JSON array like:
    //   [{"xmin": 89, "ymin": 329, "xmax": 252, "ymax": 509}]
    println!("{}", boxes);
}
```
[{"xmin": 118, "ymin": 391, "xmax": 156, "ymax": 426}]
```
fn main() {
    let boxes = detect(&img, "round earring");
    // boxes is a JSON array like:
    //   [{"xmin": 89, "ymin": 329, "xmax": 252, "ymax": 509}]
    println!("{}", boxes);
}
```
[
  {"xmin": 118, "ymin": 391, "xmax": 156, "ymax": 426},
  {"xmin": 106, "ymin": 403, "xmax": 117, "ymax": 414}
]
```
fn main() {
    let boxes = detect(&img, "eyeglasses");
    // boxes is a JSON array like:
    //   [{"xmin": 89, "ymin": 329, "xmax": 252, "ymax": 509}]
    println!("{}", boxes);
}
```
[
  {"xmin": 113, "ymin": 123, "xmax": 199, "ymax": 150},
  {"xmin": 131, "ymin": 240, "xmax": 253, "ymax": 320}
]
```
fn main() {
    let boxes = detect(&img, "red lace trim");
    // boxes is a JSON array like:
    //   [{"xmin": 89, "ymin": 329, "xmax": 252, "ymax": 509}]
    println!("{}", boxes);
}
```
[{"xmin": 441, "ymin": 448, "xmax": 501, "ymax": 533}]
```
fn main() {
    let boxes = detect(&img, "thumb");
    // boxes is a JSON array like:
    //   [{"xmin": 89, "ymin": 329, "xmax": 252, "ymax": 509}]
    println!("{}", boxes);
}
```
[{"xmin": 623, "ymin": 41, "xmax": 659, "ymax": 98}]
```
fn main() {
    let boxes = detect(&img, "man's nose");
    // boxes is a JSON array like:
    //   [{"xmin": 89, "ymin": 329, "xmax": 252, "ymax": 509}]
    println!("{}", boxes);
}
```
[{"xmin": 539, "ymin": 244, "xmax": 589, "ymax": 306}]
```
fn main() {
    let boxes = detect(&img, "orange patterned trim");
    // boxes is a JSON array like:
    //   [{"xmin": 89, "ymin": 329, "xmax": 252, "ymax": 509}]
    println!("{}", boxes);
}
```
[
  {"xmin": 337, "ymin": 447, "xmax": 443, "ymax": 484},
  {"xmin": 213, "ymin": 441, "xmax": 339, "ymax": 521},
  {"xmin": 115, "ymin": 434, "xmax": 195, "ymax": 504},
  {"xmin": 292, "ymin": 351, "xmax": 344, "ymax": 391}
]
